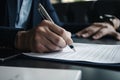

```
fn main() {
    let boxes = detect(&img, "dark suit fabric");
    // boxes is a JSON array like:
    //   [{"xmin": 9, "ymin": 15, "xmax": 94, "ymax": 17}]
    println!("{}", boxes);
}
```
[
  {"xmin": 0, "ymin": 0, "xmax": 61, "ymax": 48},
  {"xmin": 87, "ymin": 1, "xmax": 120, "ymax": 23}
]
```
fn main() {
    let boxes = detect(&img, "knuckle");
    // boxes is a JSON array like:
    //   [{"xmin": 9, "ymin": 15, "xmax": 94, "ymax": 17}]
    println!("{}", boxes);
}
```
[
  {"xmin": 67, "ymin": 31, "xmax": 71, "ymax": 36},
  {"xmin": 54, "ymin": 37, "xmax": 66, "ymax": 48},
  {"xmin": 59, "ymin": 29, "xmax": 66, "ymax": 36},
  {"xmin": 35, "ymin": 26, "xmax": 41, "ymax": 32},
  {"xmin": 41, "ymin": 20, "xmax": 48, "ymax": 24},
  {"xmin": 39, "ymin": 20, "xmax": 49, "ymax": 26},
  {"xmin": 55, "ymin": 37, "xmax": 62, "ymax": 44},
  {"xmin": 36, "ymin": 26, "xmax": 46, "ymax": 33},
  {"xmin": 66, "ymin": 38, "xmax": 73, "ymax": 45}
]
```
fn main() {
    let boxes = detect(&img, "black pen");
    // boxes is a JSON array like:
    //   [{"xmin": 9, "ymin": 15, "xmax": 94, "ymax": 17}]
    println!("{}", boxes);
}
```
[{"xmin": 38, "ymin": 3, "xmax": 76, "ymax": 52}]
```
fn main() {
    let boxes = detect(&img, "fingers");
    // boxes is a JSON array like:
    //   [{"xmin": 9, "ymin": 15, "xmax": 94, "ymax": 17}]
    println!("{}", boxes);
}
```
[
  {"xmin": 40, "ymin": 20, "xmax": 73, "ymax": 45},
  {"xmin": 76, "ymin": 22, "xmax": 120, "ymax": 40},
  {"xmin": 34, "ymin": 33, "xmax": 62, "ymax": 53},
  {"xmin": 36, "ymin": 26, "xmax": 66, "ymax": 48},
  {"xmin": 92, "ymin": 27, "xmax": 120, "ymax": 40},
  {"xmin": 76, "ymin": 24, "xmax": 101, "ymax": 38},
  {"xmin": 92, "ymin": 28, "xmax": 108, "ymax": 39},
  {"xmin": 30, "ymin": 20, "xmax": 73, "ymax": 53}
]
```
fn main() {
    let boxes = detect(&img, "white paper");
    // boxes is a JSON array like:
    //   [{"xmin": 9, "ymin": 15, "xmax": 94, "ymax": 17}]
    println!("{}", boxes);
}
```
[
  {"xmin": 0, "ymin": 66, "xmax": 81, "ymax": 80},
  {"xmin": 23, "ymin": 43, "xmax": 120, "ymax": 64}
]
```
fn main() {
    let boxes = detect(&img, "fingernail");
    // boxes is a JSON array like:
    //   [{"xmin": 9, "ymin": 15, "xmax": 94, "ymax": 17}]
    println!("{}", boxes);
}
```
[
  {"xmin": 93, "ymin": 36, "xmax": 98, "ymax": 39},
  {"xmin": 82, "ymin": 34, "xmax": 88, "ymax": 37}
]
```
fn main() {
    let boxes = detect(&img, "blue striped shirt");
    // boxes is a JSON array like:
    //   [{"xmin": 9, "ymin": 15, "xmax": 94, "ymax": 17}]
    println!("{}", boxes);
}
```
[{"xmin": 15, "ymin": 0, "xmax": 32, "ymax": 28}]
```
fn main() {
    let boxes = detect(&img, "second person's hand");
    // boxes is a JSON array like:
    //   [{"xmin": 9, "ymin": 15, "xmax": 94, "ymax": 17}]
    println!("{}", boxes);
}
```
[{"xmin": 76, "ymin": 22, "xmax": 120, "ymax": 40}]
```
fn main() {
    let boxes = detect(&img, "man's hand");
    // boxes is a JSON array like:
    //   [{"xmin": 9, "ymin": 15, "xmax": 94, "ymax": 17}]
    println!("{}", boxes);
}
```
[
  {"xmin": 15, "ymin": 20, "xmax": 73, "ymax": 53},
  {"xmin": 76, "ymin": 22, "xmax": 120, "ymax": 40}
]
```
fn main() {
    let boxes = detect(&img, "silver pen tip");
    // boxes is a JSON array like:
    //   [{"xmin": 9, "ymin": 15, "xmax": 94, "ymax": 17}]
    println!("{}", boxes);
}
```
[{"xmin": 72, "ymin": 48, "xmax": 76, "ymax": 52}]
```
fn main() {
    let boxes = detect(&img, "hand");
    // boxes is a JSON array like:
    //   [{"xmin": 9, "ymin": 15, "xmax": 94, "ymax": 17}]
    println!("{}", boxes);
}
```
[
  {"xmin": 15, "ymin": 20, "xmax": 73, "ymax": 53},
  {"xmin": 76, "ymin": 22, "xmax": 120, "ymax": 40}
]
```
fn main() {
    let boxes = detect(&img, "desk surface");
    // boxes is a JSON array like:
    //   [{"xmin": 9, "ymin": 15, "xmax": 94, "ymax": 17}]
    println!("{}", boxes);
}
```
[
  {"xmin": 73, "ymin": 37, "xmax": 120, "ymax": 45},
  {"xmin": 0, "ymin": 37, "xmax": 120, "ymax": 80},
  {"xmin": 0, "ymin": 66, "xmax": 81, "ymax": 80}
]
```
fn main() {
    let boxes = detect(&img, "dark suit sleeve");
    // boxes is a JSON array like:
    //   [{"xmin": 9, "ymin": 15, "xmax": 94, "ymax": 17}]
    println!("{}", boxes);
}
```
[
  {"xmin": 41, "ymin": 0, "xmax": 63, "ymax": 26},
  {"xmin": 0, "ymin": 27, "xmax": 23, "ymax": 48},
  {"xmin": 87, "ymin": 1, "xmax": 120, "ymax": 23},
  {"xmin": 0, "ymin": 0, "xmax": 61, "ymax": 49}
]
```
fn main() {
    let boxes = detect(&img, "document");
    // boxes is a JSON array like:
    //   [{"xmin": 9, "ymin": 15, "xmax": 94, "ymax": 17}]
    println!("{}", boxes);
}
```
[{"xmin": 23, "ymin": 43, "xmax": 120, "ymax": 64}]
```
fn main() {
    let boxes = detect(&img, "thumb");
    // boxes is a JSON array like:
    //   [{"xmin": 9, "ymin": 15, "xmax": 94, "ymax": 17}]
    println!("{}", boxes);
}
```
[{"xmin": 111, "ymin": 32, "xmax": 120, "ymax": 40}]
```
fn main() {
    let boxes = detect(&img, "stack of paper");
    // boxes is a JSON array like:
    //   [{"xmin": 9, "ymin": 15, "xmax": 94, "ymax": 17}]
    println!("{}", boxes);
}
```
[{"xmin": 23, "ymin": 43, "xmax": 120, "ymax": 64}]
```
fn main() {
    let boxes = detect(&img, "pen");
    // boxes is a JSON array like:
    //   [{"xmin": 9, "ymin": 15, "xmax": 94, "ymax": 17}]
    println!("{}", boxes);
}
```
[{"xmin": 38, "ymin": 3, "xmax": 76, "ymax": 52}]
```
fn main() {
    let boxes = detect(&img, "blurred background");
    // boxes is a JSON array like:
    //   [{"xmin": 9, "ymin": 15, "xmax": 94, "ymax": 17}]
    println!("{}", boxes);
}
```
[
  {"xmin": 49, "ymin": 0, "xmax": 98, "ymax": 33},
  {"xmin": 51, "ymin": 0, "xmax": 97, "ymax": 4}
]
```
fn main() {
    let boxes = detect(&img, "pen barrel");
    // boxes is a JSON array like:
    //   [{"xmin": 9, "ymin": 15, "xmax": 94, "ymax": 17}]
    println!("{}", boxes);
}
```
[{"xmin": 38, "ymin": 3, "xmax": 54, "ymax": 23}]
